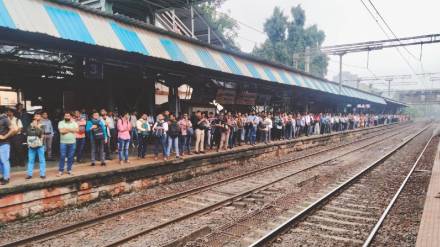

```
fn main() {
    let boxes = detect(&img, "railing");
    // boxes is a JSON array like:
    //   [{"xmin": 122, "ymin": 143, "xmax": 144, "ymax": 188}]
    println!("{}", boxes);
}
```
[{"xmin": 155, "ymin": 10, "xmax": 195, "ymax": 39}]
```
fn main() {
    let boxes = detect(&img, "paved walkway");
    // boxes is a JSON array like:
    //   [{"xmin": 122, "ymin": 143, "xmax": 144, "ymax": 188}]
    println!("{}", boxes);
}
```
[{"xmin": 416, "ymin": 139, "xmax": 440, "ymax": 247}]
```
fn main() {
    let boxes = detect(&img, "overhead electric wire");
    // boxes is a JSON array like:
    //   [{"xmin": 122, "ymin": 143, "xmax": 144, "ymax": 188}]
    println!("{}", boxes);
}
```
[
  {"xmin": 367, "ymin": 0, "xmax": 420, "ymax": 61},
  {"xmin": 359, "ymin": 0, "xmax": 423, "ymax": 84},
  {"xmin": 366, "ymin": 0, "xmax": 426, "ymax": 78},
  {"xmin": 328, "ymin": 57, "xmax": 380, "ymax": 84}
]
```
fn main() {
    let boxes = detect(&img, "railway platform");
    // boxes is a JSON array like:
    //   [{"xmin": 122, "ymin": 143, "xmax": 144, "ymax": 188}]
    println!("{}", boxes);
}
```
[
  {"xmin": 416, "ymin": 135, "xmax": 440, "ymax": 247},
  {"xmin": 0, "ymin": 123, "xmax": 398, "ymax": 223}
]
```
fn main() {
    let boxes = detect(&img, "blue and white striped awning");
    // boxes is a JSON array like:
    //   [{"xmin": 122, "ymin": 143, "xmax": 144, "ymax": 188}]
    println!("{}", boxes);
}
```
[{"xmin": 0, "ymin": 0, "xmax": 386, "ymax": 104}]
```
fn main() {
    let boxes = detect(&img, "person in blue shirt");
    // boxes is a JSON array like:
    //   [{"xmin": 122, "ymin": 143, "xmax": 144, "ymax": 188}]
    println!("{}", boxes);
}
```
[
  {"xmin": 86, "ymin": 112, "xmax": 108, "ymax": 166},
  {"xmin": 246, "ymin": 111, "xmax": 259, "ymax": 146}
]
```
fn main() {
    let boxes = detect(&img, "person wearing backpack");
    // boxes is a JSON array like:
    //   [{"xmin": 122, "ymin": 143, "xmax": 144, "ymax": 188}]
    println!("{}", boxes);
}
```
[
  {"xmin": 26, "ymin": 112, "xmax": 46, "ymax": 179},
  {"xmin": 86, "ymin": 111, "xmax": 108, "ymax": 167},
  {"xmin": 117, "ymin": 112, "xmax": 132, "ymax": 164},
  {"xmin": 166, "ymin": 114, "xmax": 181, "ymax": 160},
  {"xmin": 136, "ymin": 113, "xmax": 150, "ymax": 159},
  {"xmin": 152, "ymin": 114, "xmax": 168, "ymax": 160}
]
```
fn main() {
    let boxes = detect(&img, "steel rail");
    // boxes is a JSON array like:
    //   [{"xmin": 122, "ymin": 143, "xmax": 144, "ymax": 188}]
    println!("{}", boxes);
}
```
[
  {"xmin": 100, "ymin": 124, "xmax": 417, "ymax": 247},
  {"xmin": 248, "ymin": 124, "xmax": 431, "ymax": 247},
  {"xmin": 0, "ymin": 123, "xmax": 406, "ymax": 247},
  {"xmin": 362, "ymin": 134, "xmax": 436, "ymax": 247}
]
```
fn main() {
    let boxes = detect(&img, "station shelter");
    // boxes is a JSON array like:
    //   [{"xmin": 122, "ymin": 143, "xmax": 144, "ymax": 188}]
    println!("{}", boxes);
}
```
[{"xmin": 0, "ymin": 0, "xmax": 406, "ymax": 117}]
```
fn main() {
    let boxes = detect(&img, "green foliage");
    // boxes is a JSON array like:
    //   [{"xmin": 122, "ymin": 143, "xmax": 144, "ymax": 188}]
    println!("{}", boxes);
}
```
[
  {"xmin": 264, "ymin": 7, "xmax": 288, "ymax": 43},
  {"xmin": 197, "ymin": 0, "xmax": 240, "ymax": 50},
  {"xmin": 253, "ymin": 5, "xmax": 328, "ymax": 77}
]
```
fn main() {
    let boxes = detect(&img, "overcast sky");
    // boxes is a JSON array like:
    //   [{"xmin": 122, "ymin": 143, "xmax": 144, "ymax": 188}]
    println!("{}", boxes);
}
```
[{"xmin": 220, "ymin": 0, "xmax": 440, "ymax": 90}]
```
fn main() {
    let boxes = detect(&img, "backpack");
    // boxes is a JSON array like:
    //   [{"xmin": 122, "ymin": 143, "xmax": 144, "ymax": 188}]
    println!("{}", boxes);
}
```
[
  {"xmin": 27, "ymin": 126, "xmax": 43, "ymax": 148},
  {"xmin": 258, "ymin": 121, "xmax": 266, "ymax": 130},
  {"xmin": 140, "ymin": 122, "xmax": 150, "ymax": 137},
  {"xmin": 92, "ymin": 120, "xmax": 104, "ymax": 140},
  {"xmin": 168, "ymin": 121, "xmax": 181, "ymax": 138}
]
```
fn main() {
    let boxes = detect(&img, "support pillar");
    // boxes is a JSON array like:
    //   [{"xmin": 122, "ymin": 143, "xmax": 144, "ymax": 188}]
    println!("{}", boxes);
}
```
[
  {"xmin": 338, "ymin": 53, "xmax": 344, "ymax": 94},
  {"xmin": 106, "ymin": 80, "xmax": 114, "ymax": 111},
  {"xmin": 145, "ymin": 78, "xmax": 156, "ymax": 115},
  {"xmin": 168, "ymin": 84, "xmax": 180, "ymax": 117}
]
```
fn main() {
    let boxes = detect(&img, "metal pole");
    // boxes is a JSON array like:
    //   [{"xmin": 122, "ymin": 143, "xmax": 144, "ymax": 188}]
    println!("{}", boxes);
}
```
[
  {"xmin": 339, "ymin": 53, "xmax": 343, "ymax": 94},
  {"xmin": 208, "ymin": 27, "xmax": 211, "ymax": 44},
  {"xmin": 190, "ymin": 6, "xmax": 195, "ymax": 37},
  {"xmin": 305, "ymin": 47, "xmax": 310, "ymax": 73},
  {"xmin": 387, "ymin": 79, "xmax": 392, "ymax": 97}
]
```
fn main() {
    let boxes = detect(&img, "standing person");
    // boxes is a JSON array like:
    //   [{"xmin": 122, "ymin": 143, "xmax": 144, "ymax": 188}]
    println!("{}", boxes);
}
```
[
  {"xmin": 267, "ymin": 113, "xmax": 273, "ymax": 142},
  {"xmin": 166, "ymin": 114, "xmax": 181, "ymax": 160},
  {"xmin": 117, "ymin": 112, "xmax": 132, "ymax": 164},
  {"xmin": 41, "ymin": 112, "xmax": 54, "ymax": 161},
  {"xmin": 15, "ymin": 103, "xmax": 31, "ymax": 134},
  {"xmin": 152, "ymin": 114, "xmax": 168, "ymax": 160},
  {"xmin": 26, "ymin": 112, "xmax": 46, "ymax": 179},
  {"xmin": 194, "ymin": 112, "xmax": 207, "ymax": 154},
  {"xmin": 178, "ymin": 113, "xmax": 192, "ymax": 156},
  {"xmin": 136, "ymin": 113, "xmax": 150, "ymax": 159},
  {"xmin": 264, "ymin": 114, "xmax": 273, "ymax": 143},
  {"xmin": 0, "ymin": 107, "xmax": 13, "ymax": 185},
  {"xmin": 86, "ymin": 111, "xmax": 107, "ymax": 167},
  {"xmin": 314, "ymin": 114, "xmax": 321, "ymax": 135},
  {"xmin": 74, "ymin": 111, "xmax": 87, "ymax": 164},
  {"xmin": 58, "ymin": 112, "xmax": 78, "ymax": 176},
  {"xmin": 100, "ymin": 109, "xmax": 112, "ymax": 160},
  {"xmin": 163, "ymin": 110, "xmax": 171, "ymax": 122},
  {"xmin": 247, "ymin": 111, "xmax": 258, "ymax": 146},
  {"xmin": 129, "ymin": 111, "xmax": 138, "ymax": 148},
  {"xmin": 7, "ymin": 108, "xmax": 24, "ymax": 167},
  {"xmin": 227, "ymin": 113, "xmax": 237, "ymax": 149},
  {"xmin": 107, "ymin": 111, "xmax": 117, "ymax": 154},
  {"xmin": 258, "ymin": 114, "xmax": 268, "ymax": 144},
  {"xmin": 236, "ymin": 112, "xmax": 245, "ymax": 146},
  {"xmin": 304, "ymin": 112, "xmax": 311, "ymax": 137},
  {"xmin": 216, "ymin": 113, "xmax": 228, "ymax": 151}
]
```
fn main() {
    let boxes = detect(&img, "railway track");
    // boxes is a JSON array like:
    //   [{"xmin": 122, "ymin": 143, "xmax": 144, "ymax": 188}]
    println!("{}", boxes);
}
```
[
  {"xmin": 0, "ymin": 122, "xmax": 414, "ymax": 247},
  {"xmin": 248, "ymin": 124, "xmax": 434, "ymax": 247}
]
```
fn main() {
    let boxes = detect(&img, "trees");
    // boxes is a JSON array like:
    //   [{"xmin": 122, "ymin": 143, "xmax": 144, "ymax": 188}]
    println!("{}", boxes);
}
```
[
  {"xmin": 197, "ymin": 0, "xmax": 240, "ymax": 50},
  {"xmin": 252, "ymin": 5, "xmax": 328, "ymax": 77}
]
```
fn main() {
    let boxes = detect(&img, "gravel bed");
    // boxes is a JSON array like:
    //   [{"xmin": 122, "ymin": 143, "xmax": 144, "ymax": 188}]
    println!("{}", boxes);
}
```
[
  {"xmin": 369, "ymin": 135, "xmax": 439, "ymax": 246},
  {"xmin": 180, "ymin": 125, "xmax": 422, "ymax": 247},
  {"xmin": 0, "ymin": 124, "xmax": 409, "ymax": 245},
  {"xmin": 269, "ymin": 125, "xmax": 433, "ymax": 247},
  {"xmin": 120, "ymin": 125, "xmax": 417, "ymax": 246}
]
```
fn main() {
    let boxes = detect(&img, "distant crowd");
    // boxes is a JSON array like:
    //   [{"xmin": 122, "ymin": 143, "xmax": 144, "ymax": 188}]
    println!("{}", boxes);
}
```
[{"xmin": 0, "ymin": 103, "xmax": 408, "ymax": 185}]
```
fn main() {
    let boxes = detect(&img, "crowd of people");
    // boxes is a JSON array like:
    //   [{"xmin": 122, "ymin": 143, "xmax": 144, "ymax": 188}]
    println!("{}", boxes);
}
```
[{"xmin": 0, "ymin": 103, "xmax": 408, "ymax": 185}]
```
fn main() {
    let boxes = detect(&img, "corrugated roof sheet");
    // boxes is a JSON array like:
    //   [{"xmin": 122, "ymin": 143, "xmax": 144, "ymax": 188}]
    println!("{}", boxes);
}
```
[{"xmin": 0, "ymin": 0, "xmax": 387, "ymax": 104}]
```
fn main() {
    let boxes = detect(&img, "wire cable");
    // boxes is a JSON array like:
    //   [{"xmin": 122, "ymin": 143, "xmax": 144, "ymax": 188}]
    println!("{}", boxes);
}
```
[
  {"xmin": 366, "ymin": 0, "xmax": 426, "ymax": 77},
  {"xmin": 359, "ymin": 0, "xmax": 423, "ymax": 83}
]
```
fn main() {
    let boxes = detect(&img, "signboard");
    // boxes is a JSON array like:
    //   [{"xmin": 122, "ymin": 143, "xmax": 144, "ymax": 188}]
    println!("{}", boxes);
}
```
[
  {"xmin": 216, "ymin": 88, "xmax": 237, "ymax": 105},
  {"xmin": 235, "ymin": 91, "xmax": 257, "ymax": 105}
]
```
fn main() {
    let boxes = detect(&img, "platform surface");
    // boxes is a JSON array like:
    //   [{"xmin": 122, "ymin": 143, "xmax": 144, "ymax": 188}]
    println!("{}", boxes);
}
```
[
  {"xmin": 2, "ymin": 141, "xmax": 258, "ymax": 190},
  {"xmin": 0, "ymin": 123, "xmax": 395, "ymax": 194},
  {"xmin": 416, "ymin": 139, "xmax": 440, "ymax": 247}
]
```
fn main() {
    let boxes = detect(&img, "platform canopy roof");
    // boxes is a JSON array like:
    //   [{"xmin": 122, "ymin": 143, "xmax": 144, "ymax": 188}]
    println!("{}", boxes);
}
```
[
  {"xmin": 129, "ymin": 0, "xmax": 208, "ymax": 11},
  {"xmin": 0, "ymin": 0, "xmax": 388, "ymax": 105}
]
